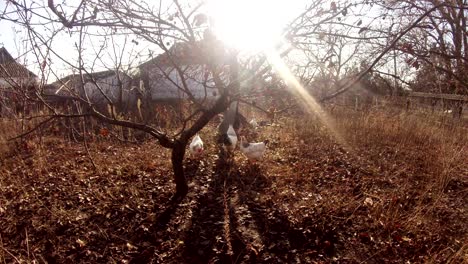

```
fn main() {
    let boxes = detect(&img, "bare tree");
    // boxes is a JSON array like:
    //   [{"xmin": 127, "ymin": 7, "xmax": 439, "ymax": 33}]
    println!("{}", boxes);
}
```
[
  {"xmin": 380, "ymin": 0, "xmax": 468, "ymax": 94},
  {"xmin": 2, "ymin": 0, "xmax": 294, "ymax": 201},
  {"xmin": 2, "ymin": 0, "xmax": 461, "ymax": 202}
]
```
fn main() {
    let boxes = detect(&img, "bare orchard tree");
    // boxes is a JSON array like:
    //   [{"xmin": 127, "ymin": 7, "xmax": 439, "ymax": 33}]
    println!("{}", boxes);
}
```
[
  {"xmin": 2, "ymin": 0, "xmax": 453, "ymax": 201},
  {"xmin": 286, "ymin": 0, "xmax": 462, "ymax": 102},
  {"xmin": 377, "ymin": 0, "xmax": 468, "ymax": 94},
  {"xmin": 2, "ymin": 0, "xmax": 303, "ymax": 200}
]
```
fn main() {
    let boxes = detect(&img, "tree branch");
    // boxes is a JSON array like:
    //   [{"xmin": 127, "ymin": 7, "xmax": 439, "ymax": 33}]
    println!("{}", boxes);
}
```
[{"xmin": 320, "ymin": 3, "xmax": 448, "ymax": 102}]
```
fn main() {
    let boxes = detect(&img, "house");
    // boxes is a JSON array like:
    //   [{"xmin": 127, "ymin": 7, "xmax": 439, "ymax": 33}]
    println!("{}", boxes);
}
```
[
  {"xmin": 0, "ymin": 47, "xmax": 37, "ymax": 88},
  {"xmin": 138, "ymin": 40, "xmax": 228, "ymax": 101},
  {"xmin": 0, "ymin": 47, "xmax": 38, "ymax": 117},
  {"xmin": 42, "ymin": 40, "xmax": 227, "ymax": 122},
  {"xmin": 44, "ymin": 70, "xmax": 137, "ymax": 113}
]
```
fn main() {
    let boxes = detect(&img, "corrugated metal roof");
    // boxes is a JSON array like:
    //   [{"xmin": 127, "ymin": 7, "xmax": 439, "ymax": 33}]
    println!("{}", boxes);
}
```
[
  {"xmin": 0, "ymin": 47, "xmax": 15, "ymax": 64},
  {"xmin": 53, "ymin": 70, "xmax": 119, "ymax": 85},
  {"xmin": 43, "ymin": 70, "xmax": 133, "ymax": 103},
  {"xmin": 139, "ymin": 39, "xmax": 228, "ymax": 70},
  {"xmin": 0, "ymin": 47, "xmax": 37, "ymax": 78},
  {"xmin": 45, "ymin": 70, "xmax": 127, "ymax": 93}
]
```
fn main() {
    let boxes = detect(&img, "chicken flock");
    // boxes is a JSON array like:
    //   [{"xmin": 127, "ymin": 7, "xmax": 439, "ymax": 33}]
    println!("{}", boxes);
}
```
[{"xmin": 189, "ymin": 120, "xmax": 268, "ymax": 163}]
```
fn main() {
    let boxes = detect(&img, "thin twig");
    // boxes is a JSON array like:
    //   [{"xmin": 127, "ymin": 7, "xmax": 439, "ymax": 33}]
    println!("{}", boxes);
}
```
[
  {"xmin": 0, "ymin": 234, "xmax": 20, "ymax": 264},
  {"xmin": 81, "ymin": 116, "xmax": 99, "ymax": 172},
  {"xmin": 7, "ymin": 113, "xmax": 91, "ymax": 141},
  {"xmin": 320, "ymin": 3, "xmax": 447, "ymax": 102},
  {"xmin": 25, "ymin": 228, "xmax": 30, "ymax": 262}
]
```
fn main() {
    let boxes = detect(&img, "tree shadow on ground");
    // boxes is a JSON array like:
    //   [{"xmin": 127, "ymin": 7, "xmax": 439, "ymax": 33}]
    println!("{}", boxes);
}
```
[
  {"xmin": 180, "ymin": 145, "xmax": 234, "ymax": 263},
  {"xmin": 125, "ymin": 140, "xmax": 343, "ymax": 263},
  {"xmin": 174, "ymin": 144, "xmax": 342, "ymax": 263},
  {"xmin": 222, "ymin": 162, "xmax": 341, "ymax": 263},
  {"xmin": 128, "ymin": 158, "xmax": 205, "ymax": 263},
  {"xmin": 238, "ymin": 175, "xmax": 340, "ymax": 262}
]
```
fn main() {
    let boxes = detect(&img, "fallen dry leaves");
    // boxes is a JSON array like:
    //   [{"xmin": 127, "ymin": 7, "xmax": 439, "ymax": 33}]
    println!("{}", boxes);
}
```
[{"xmin": 0, "ymin": 110, "xmax": 467, "ymax": 263}]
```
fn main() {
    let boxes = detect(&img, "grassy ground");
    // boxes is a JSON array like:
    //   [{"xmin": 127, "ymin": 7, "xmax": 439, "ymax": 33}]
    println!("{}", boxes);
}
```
[{"xmin": 0, "ymin": 106, "xmax": 467, "ymax": 263}]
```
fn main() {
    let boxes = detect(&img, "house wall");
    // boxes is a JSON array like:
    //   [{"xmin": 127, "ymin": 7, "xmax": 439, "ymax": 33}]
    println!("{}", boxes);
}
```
[
  {"xmin": 83, "ymin": 73, "xmax": 137, "ymax": 110},
  {"xmin": 143, "ymin": 65, "xmax": 219, "ymax": 100},
  {"xmin": 0, "ymin": 77, "xmax": 37, "ymax": 88},
  {"xmin": 0, "ymin": 77, "xmax": 38, "ymax": 117}
]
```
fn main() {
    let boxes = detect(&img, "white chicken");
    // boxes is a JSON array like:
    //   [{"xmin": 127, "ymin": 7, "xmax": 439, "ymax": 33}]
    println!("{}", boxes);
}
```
[
  {"xmin": 189, "ymin": 134, "xmax": 204, "ymax": 158},
  {"xmin": 224, "ymin": 124, "xmax": 238, "ymax": 150},
  {"xmin": 239, "ymin": 136, "xmax": 269, "ymax": 162}
]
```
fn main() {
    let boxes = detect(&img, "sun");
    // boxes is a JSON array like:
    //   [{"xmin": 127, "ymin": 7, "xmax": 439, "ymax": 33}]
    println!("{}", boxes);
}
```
[{"xmin": 206, "ymin": 0, "xmax": 301, "ymax": 52}]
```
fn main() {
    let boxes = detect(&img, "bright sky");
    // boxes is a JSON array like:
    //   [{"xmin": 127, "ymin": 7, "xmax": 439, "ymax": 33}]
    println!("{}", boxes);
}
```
[
  {"xmin": 0, "ymin": 0, "xmax": 390, "ymax": 84},
  {"xmin": 206, "ymin": 0, "xmax": 306, "ymax": 51},
  {"xmin": 0, "ymin": 1, "xmax": 31, "ymax": 64},
  {"xmin": 0, "ymin": 0, "xmax": 309, "ymax": 80},
  {"xmin": 0, "ymin": 0, "xmax": 396, "ymax": 144}
]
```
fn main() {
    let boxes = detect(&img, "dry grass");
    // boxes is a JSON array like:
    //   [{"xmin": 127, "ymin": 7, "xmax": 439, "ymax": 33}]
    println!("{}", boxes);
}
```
[
  {"xmin": 0, "ymin": 104, "xmax": 467, "ymax": 263},
  {"xmin": 0, "ymin": 119, "xmax": 20, "ymax": 158}
]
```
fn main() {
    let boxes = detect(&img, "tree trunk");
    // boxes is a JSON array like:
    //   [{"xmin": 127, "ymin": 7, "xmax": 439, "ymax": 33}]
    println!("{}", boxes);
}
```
[
  {"xmin": 218, "ymin": 101, "xmax": 238, "ymax": 134},
  {"xmin": 171, "ymin": 141, "xmax": 188, "ymax": 200},
  {"xmin": 218, "ymin": 53, "xmax": 241, "ymax": 135}
]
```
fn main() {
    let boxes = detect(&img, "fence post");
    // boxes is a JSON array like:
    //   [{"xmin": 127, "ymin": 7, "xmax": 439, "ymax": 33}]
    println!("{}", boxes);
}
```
[
  {"xmin": 456, "ymin": 102, "xmax": 463, "ymax": 119},
  {"xmin": 431, "ymin": 99, "xmax": 436, "ymax": 113}
]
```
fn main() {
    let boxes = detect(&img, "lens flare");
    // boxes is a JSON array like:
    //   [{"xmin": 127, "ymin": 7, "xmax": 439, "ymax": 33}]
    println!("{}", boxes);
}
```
[
  {"xmin": 265, "ymin": 50, "xmax": 350, "ymax": 149},
  {"xmin": 206, "ymin": 0, "xmax": 302, "ymax": 52}
]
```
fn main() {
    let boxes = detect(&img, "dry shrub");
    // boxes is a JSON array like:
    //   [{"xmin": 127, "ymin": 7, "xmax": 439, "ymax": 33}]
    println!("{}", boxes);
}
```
[
  {"xmin": 284, "ymin": 105, "xmax": 467, "ymax": 262},
  {"xmin": 344, "ymin": 111, "xmax": 464, "ymax": 205},
  {"xmin": 0, "ymin": 115, "xmax": 55, "ymax": 161},
  {"xmin": 336, "ymin": 109, "xmax": 466, "ymax": 184},
  {"xmin": 0, "ymin": 119, "xmax": 21, "ymax": 159}
]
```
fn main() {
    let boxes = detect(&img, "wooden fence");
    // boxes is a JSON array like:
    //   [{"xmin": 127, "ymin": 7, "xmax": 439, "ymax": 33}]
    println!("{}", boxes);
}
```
[
  {"xmin": 405, "ymin": 92, "xmax": 466, "ymax": 118},
  {"xmin": 408, "ymin": 92, "xmax": 468, "ymax": 102}
]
